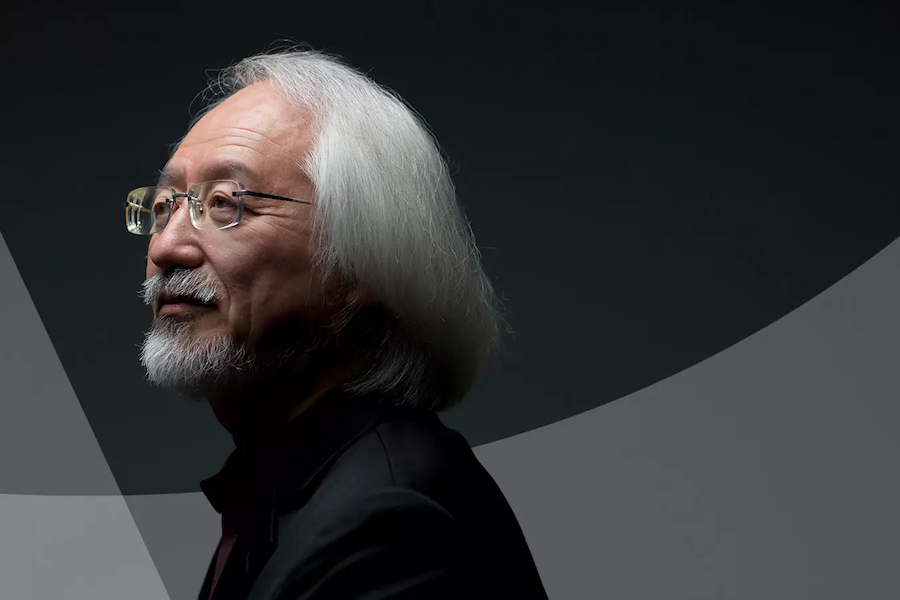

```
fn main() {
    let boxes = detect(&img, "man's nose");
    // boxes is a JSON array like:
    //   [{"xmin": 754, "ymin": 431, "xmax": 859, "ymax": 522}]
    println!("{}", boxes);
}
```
[{"xmin": 147, "ymin": 200, "xmax": 204, "ymax": 271}]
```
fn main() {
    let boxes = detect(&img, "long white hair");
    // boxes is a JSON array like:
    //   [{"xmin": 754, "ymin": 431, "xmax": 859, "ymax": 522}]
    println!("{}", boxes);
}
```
[{"xmin": 183, "ymin": 47, "xmax": 505, "ymax": 411}]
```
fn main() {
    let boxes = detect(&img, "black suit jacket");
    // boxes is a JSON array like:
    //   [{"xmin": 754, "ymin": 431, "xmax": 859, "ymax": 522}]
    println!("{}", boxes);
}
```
[{"xmin": 197, "ymin": 389, "xmax": 549, "ymax": 599}]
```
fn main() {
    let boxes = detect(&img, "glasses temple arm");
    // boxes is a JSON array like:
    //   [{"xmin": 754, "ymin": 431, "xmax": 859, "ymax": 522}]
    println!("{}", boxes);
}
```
[{"xmin": 235, "ymin": 191, "xmax": 313, "ymax": 205}]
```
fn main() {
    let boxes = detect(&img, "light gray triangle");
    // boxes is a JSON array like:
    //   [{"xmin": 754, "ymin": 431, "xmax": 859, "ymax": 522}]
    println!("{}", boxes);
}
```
[
  {"xmin": 125, "ymin": 493, "xmax": 221, "ymax": 600},
  {"xmin": 0, "ymin": 494, "xmax": 172, "ymax": 600},
  {"xmin": 474, "ymin": 237, "xmax": 900, "ymax": 599},
  {"xmin": 0, "ymin": 231, "xmax": 119, "ymax": 495},
  {"xmin": 0, "ymin": 231, "xmax": 170, "ymax": 599}
]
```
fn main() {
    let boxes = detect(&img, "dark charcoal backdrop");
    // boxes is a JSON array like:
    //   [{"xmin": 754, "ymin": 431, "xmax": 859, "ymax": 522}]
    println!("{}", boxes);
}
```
[{"xmin": 1, "ymin": 4, "xmax": 898, "ymax": 494}]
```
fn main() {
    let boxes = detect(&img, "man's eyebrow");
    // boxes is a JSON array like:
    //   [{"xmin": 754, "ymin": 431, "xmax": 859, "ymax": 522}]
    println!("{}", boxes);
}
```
[{"xmin": 156, "ymin": 160, "xmax": 257, "ymax": 188}]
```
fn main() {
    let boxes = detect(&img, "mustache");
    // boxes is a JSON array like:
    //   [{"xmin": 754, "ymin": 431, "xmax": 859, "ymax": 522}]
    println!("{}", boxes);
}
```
[{"xmin": 140, "ymin": 269, "xmax": 221, "ymax": 307}]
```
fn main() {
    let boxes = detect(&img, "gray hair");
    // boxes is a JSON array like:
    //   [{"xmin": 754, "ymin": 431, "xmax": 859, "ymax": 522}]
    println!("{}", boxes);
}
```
[{"xmin": 185, "ymin": 47, "xmax": 505, "ymax": 411}]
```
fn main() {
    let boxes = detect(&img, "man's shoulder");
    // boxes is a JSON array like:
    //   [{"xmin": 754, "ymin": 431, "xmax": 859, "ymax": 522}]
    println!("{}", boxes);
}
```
[
  {"xmin": 264, "ymin": 411, "xmax": 477, "ymax": 587},
  {"xmin": 322, "ymin": 409, "xmax": 488, "ymax": 502},
  {"xmin": 256, "ymin": 409, "xmax": 548, "ymax": 600},
  {"xmin": 279, "ymin": 407, "xmax": 507, "ymax": 527}
]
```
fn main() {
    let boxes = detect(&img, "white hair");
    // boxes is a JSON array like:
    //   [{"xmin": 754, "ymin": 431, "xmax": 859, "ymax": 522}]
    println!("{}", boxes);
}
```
[{"xmin": 185, "ymin": 47, "xmax": 505, "ymax": 411}]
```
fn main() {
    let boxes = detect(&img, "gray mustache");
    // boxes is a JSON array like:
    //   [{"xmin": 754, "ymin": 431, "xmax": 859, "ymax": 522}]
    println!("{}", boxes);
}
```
[{"xmin": 140, "ymin": 270, "xmax": 220, "ymax": 306}]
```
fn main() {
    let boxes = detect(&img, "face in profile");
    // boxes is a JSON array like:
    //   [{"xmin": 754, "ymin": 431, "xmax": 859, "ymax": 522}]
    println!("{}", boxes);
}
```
[{"xmin": 138, "ymin": 81, "xmax": 350, "ymax": 401}]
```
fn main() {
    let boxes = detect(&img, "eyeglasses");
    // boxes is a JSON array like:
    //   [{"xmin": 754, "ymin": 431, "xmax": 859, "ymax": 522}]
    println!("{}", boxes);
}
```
[{"xmin": 124, "ymin": 179, "xmax": 313, "ymax": 235}]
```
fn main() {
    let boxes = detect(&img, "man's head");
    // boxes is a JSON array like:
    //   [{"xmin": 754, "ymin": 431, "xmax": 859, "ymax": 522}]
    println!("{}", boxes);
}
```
[
  {"xmin": 137, "ymin": 49, "xmax": 502, "ymax": 415},
  {"xmin": 140, "ymin": 81, "xmax": 354, "ymax": 405}
]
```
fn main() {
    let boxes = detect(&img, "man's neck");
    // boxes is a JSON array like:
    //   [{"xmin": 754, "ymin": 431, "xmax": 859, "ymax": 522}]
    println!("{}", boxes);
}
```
[{"xmin": 207, "ymin": 359, "xmax": 362, "ymax": 443}]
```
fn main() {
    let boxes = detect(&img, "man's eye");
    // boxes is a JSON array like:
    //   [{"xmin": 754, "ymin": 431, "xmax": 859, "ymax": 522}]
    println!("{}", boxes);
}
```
[
  {"xmin": 204, "ymin": 194, "xmax": 240, "ymax": 226},
  {"xmin": 209, "ymin": 195, "xmax": 238, "ymax": 210}
]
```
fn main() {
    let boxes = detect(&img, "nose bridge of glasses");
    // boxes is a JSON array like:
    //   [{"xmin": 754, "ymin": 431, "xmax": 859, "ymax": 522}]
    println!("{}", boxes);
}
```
[
  {"xmin": 168, "ymin": 191, "xmax": 191, "ymax": 207},
  {"xmin": 169, "ymin": 191, "xmax": 208, "ymax": 217},
  {"xmin": 159, "ymin": 191, "xmax": 200, "ymax": 232}
]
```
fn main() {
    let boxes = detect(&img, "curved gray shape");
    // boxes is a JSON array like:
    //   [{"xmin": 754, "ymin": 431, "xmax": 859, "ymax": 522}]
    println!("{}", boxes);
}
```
[
  {"xmin": 123, "ymin": 237, "xmax": 900, "ymax": 599},
  {"xmin": 474, "ymin": 237, "xmax": 900, "ymax": 599},
  {"xmin": 6, "ymin": 223, "xmax": 900, "ymax": 597},
  {"xmin": 0, "ymin": 232, "xmax": 120, "ymax": 495}
]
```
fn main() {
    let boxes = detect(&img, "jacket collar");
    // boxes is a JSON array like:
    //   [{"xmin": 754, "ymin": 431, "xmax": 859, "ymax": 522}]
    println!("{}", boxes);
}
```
[{"xmin": 199, "ymin": 387, "xmax": 407, "ymax": 525}]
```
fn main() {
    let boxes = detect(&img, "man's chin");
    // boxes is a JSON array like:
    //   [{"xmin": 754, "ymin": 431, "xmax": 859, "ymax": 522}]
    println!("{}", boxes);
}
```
[{"xmin": 140, "ymin": 314, "xmax": 325, "ymax": 402}]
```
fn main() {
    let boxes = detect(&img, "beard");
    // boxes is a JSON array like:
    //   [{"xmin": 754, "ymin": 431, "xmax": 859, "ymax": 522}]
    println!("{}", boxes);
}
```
[
  {"xmin": 140, "ymin": 308, "xmax": 354, "ymax": 400},
  {"xmin": 141, "ymin": 316, "xmax": 249, "ymax": 400},
  {"xmin": 139, "ymin": 269, "xmax": 351, "ymax": 402}
]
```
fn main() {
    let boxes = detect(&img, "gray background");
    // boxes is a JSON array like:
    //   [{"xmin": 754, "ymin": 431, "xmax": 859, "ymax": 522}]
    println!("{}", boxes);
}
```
[{"xmin": 1, "ymin": 4, "xmax": 899, "ymax": 599}]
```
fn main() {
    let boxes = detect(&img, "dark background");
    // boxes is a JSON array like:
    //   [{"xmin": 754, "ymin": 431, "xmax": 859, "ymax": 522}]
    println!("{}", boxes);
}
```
[{"xmin": 1, "ymin": 4, "xmax": 898, "ymax": 494}]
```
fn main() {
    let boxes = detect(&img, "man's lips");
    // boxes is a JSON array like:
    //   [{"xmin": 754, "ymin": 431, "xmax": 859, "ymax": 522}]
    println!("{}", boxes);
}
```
[{"xmin": 156, "ymin": 294, "xmax": 216, "ymax": 316}]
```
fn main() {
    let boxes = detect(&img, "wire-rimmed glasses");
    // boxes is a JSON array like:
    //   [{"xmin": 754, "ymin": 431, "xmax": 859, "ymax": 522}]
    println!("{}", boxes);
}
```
[{"xmin": 124, "ymin": 179, "xmax": 312, "ymax": 235}]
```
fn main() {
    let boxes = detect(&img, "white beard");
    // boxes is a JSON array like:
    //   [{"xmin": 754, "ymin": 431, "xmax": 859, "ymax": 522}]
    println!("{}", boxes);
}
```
[
  {"xmin": 138, "ymin": 269, "xmax": 354, "ymax": 400},
  {"xmin": 140, "ymin": 268, "xmax": 272, "ymax": 399},
  {"xmin": 139, "ymin": 317, "xmax": 262, "ymax": 400}
]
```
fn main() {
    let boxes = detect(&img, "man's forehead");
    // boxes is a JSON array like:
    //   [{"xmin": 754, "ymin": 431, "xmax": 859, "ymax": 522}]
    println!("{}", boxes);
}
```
[
  {"xmin": 159, "ymin": 83, "xmax": 313, "ymax": 187},
  {"xmin": 157, "ymin": 158, "xmax": 258, "ymax": 187},
  {"xmin": 199, "ymin": 81, "xmax": 290, "ymax": 125},
  {"xmin": 186, "ymin": 82, "xmax": 308, "ymax": 146}
]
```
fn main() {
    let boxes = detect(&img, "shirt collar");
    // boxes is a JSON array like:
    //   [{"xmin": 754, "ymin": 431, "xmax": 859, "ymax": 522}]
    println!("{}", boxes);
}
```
[{"xmin": 199, "ymin": 387, "xmax": 406, "ymax": 523}]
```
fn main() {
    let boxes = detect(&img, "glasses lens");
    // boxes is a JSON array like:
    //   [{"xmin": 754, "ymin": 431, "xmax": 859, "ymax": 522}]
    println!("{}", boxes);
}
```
[
  {"xmin": 189, "ymin": 180, "xmax": 242, "ymax": 230},
  {"xmin": 125, "ymin": 187, "xmax": 172, "ymax": 235}
]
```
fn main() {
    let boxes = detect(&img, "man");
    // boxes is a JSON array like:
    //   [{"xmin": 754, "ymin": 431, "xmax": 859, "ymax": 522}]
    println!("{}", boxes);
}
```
[{"xmin": 125, "ymin": 48, "xmax": 548, "ymax": 599}]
